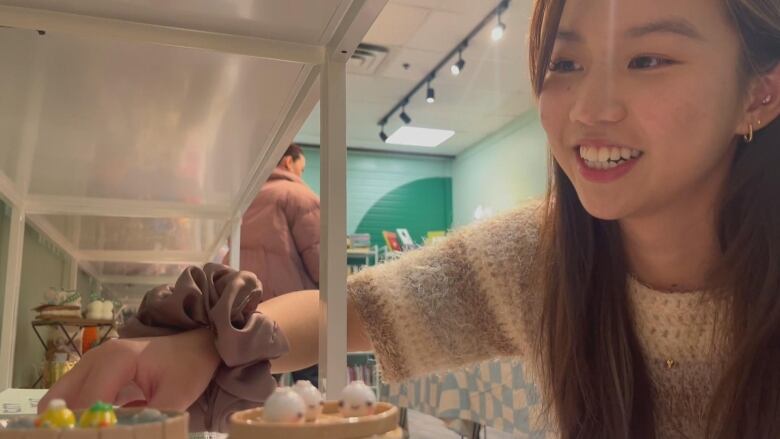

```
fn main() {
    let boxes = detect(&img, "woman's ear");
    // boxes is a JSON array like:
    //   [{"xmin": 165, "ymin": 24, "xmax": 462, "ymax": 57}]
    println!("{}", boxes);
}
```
[{"xmin": 738, "ymin": 63, "xmax": 780, "ymax": 136}]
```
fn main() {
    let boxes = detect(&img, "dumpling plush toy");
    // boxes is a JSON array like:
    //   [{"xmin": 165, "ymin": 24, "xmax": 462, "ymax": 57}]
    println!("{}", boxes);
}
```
[
  {"xmin": 292, "ymin": 380, "xmax": 323, "ymax": 422},
  {"xmin": 338, "ymin": 380, "xmax": 376, "ymax": 418},
  {"xmin": 263, "ymin": 388, "xmax": 306, "ymax": 423},
  {"xmin": 86, "ymin": 300, "xmax": 114, "ymax": 320}
]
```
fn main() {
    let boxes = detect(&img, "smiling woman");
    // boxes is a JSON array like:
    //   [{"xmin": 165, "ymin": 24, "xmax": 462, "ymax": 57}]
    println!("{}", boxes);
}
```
[{"xmin": 531, "ymin": 0, "xmax": 780, "ymax": 437}]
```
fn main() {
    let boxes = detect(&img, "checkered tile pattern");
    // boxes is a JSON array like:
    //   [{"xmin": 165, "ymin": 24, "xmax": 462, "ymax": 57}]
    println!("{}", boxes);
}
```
[{"xmin": 381, "ymin": 359, "xmax": 549, "ymax": 438}]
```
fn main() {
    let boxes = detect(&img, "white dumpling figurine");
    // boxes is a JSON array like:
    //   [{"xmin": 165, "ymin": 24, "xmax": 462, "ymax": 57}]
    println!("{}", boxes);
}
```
[
  {"xmin": 338, "ymin": 380, "xmax": 376, "ymax": 417},
  {"xmin": 292, "ymin": 380, "xmax": 323, "ymax": 422},
  {"xmin": 86, "ymin": 301, "xmax": 103, "ymax": 319},
  {"xmin": 263, "ymin": 387, "xmax": 306, "ymax": 423},
  {"xmin": 100, "ymin": 301, "xmax": 114, "ymax": 320}
]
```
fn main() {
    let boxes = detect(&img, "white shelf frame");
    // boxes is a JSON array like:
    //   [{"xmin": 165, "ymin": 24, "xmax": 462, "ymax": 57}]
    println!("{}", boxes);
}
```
[{"xmin": 0, "ymin": 0, "xmax": 387, "ymax": 391}]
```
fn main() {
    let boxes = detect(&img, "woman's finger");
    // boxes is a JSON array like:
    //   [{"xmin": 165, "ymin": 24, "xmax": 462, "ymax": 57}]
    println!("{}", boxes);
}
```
[
  {"xmin": 74, "ymin": 347, "xmax": 137, "ymax": 409},
  {"xmin": 38, "ymin": 354, "xmax": 92, "ymax": 412}
]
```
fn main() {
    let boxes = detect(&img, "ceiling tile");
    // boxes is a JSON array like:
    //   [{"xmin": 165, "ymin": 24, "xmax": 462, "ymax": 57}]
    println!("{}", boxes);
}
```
[{"xmin": 362, "ymin": 3, "xmax": 431, "ymax": 47}]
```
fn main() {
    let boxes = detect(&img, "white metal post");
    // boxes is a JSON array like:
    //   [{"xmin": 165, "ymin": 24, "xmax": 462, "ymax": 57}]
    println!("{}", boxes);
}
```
[
  {"xmin": 65, "ymin": 216, "xmax": 80, "ymax": 291},
  {"xmin": 318, "ymin": 58, "xmax": 348, "ymax": 398},
  {"xmin": 0, "ymin": 205, "xmax": 25, "ymax": 389},
  {"xmin": 229, "ymin": 217, "xmax": 242, "ymax": 270},
  {"xmin": 66, "ymin": 259, "xmax": 78, "ymax": 291}
]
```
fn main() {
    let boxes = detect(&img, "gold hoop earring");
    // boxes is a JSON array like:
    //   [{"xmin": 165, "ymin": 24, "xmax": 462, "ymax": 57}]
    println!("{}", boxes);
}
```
[{"xmin": 743, "ymin": 123, "xmax": 754, "ymax": 143}]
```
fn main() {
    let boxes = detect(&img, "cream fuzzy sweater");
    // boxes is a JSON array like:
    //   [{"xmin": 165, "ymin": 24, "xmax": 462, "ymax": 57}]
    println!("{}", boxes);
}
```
[{"xmin": 348, "ymin": 203, "xmax": 720, "ymax": 438}]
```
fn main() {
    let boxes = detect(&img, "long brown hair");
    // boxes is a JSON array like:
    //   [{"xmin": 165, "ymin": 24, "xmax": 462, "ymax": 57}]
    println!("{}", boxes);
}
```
[{"xmin": 528, "ymin": 0, "xmax": 780, "ymax": 437}]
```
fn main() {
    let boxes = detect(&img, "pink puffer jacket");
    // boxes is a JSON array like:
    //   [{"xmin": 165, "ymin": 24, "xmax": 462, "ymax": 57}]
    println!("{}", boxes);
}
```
[{"xmin": 227, "ymin": 168, "xmax": 319, "ymax": 299}]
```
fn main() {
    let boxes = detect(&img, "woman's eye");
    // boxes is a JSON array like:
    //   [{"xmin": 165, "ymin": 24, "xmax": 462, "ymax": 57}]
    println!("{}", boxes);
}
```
[
  {"xmin": 628, "ymin": 56, "xmax": 675, "ymax": 69},
  {"xmin": 548, "ymin": 59, "xmax": 582, "ymax": 73}
]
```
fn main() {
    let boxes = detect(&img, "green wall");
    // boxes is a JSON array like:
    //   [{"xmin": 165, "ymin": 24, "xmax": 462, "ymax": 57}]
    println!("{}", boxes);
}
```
[
  {"xmin": 13, "ymin": 224, "xmax": 70, "ymax": 387},
  {"xmin": 300, "ymin": 147, "xmax": 453, "ymax": 246},
  {"xmin": 0, "ymin": 211, "xmax": 96, "ymax": 388},
  {"xmin": 356, "ymin": 177, "xmax": 452, "ymax": 247},
  {"xmin": 452, "ymin": 111, "xmax": 549, "ymax": 227}
]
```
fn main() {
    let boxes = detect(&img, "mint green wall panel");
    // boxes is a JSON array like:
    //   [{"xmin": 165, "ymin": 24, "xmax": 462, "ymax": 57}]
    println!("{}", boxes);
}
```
[
  {"xmin": 356, "ymin": 177, "xmax": 452, "ymax": 246},
  {"xmin": 301, "ymin": 147, "xmax": 321, "ymax": 195},
  {"xmin": 299, "ymin": 147, "xmax": 452, "ymax": 245},
  {"xmin": 452, "ymin": 111, "xmax": 549, "ymax": 227}
]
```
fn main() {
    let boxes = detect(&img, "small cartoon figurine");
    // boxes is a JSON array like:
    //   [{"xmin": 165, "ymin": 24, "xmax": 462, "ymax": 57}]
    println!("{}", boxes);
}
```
[
  {"xmin": 86, "ymin": 300, "xmax": 113, "ymax": 320},
  {"xmin": 131, "ymin": 408, "xmax": 168, "ymax": 424},
  {"xmin": 262, "ymin": 387, "xmax": 306, "ymax": 423},
  {"xmin": 35, "ymin": 398, "xmax": 76, "ymax": 429},
  {"xmin": 292, "ymin": 380, "xmax": 324, "ymax": 422},
  {"xmin": 338, "ymin": 380, "xmax": 376, "ymax": 418},
  {"xmin": 78, "ymin": 401, "xmax": 117, "ymax": 428}
]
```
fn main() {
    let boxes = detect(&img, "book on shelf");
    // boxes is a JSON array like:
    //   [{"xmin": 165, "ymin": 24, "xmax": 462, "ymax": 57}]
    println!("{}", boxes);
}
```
[
  {"xmin": 395, "ymin": 228, "xmax": 415, "ymax": 250},
  {"xmin": 348, "ymin": 233, "xmax": 372, "ymax": 248},
  {"xmin": 382, "ymin": 231, "xmax": 402, "ymax": 252}
]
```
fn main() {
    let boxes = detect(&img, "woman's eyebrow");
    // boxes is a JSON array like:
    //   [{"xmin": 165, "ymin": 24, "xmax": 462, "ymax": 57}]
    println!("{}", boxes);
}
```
[
  {"xmin": 625, "ymin": 18, "xmax": 705, "ymax": 40},
  {"xmin": 556, "ymin": 18, "xmax": 705, "ymax": 43}
]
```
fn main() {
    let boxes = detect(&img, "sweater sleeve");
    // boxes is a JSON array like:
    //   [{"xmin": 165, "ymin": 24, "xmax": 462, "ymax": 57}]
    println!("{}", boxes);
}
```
[{"xmin": 347, "ymin": 202, "xmax": 544, "ymax": 382}]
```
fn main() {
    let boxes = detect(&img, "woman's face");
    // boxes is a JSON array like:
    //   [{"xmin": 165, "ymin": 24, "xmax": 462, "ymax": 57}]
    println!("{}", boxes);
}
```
[{"xmin": 539, "ymin": 0, "xmax": 749, "ymax": 221}]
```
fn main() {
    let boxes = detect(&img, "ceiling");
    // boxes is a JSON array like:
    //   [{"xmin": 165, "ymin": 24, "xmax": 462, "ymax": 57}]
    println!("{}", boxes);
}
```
[{"xmin": 294, "ymin": 0, "xmax": 536, "ymax": 156}]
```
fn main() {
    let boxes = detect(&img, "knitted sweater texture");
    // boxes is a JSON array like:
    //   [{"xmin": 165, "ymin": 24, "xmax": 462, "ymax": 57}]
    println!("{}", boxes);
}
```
[{"xmin": 348, "ymin": 203, "xmax": 719, "ymax": 438}]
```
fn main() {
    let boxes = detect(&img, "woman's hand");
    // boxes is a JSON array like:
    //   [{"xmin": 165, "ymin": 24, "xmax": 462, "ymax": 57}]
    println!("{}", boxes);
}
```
[{"xmin": 39, "ymin": 328, "xmax": 220, "ymax": 412}]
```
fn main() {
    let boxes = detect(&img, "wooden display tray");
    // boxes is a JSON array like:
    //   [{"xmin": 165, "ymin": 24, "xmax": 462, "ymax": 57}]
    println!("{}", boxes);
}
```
[
  {"xmin": 0, "ymin": 409, "xmax": 188, "ymax": 439},
  {"xmin": 229, "ymin": 401, "xmax": 402, "ymax": 439},
  {"xmin": 33, "ymin": 305, "xmax": 81, "ymax": 313},
  {"xmin": 32, "ymin": 318, "xmax": 114, "ymax": 326}
]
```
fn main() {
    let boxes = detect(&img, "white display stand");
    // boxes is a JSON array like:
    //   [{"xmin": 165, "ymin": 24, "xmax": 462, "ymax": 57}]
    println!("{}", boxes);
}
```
[
  {"xmin": 0, "ymin": 0, "xmax": 387, "ymax": 395},
  {"xmin": 0, "ymin": 388, "xmax": 46, "ymax": 417}
]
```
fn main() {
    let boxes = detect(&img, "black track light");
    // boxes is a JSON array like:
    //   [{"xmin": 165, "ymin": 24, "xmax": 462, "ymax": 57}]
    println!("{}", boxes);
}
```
[
  {"xmin": 426, "ymin": 80, "xmax": 435, "ymax": 104},
  {"xmin": 399, "ymin": 104, "xmax": 411, "ymax": 124},
  {"xmin": 491, "ymin": 10, "xmax": 506, "ymax": 41},
  {"xmin": 377, "ymin": 1, "xmax": 512, "ymax": 136},
  {"xmin": 451, "ymin": 50, "xmax": 465, "ymax": 76},
  {"xmin": 379, "ymin": 128, "xmax": 388, "ymax": 142}
]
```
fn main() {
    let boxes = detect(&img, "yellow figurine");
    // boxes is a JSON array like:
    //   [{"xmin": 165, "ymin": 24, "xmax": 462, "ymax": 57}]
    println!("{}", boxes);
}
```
[
  {"xmin": 78, "ymin": 401, "xmax": 117, "ymax": 428},
  {"xmin": 36, "ymin": 399, "xmax": 76, "ymax": 429}
]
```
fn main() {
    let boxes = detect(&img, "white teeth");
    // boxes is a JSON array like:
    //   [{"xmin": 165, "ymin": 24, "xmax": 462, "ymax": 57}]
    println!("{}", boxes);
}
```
[
  {"xmin": 579, "ymin": 145, "xmax": 642, "ymax": 169},
  {"xmin": 586, "ymin": 147, "xmax": 598, "ymax": 162}
]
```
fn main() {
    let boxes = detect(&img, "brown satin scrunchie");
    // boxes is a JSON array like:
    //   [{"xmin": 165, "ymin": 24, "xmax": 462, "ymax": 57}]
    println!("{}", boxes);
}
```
[{"xmin": 119, "ymin": 263, "xmax": 289, "ymax": 432}]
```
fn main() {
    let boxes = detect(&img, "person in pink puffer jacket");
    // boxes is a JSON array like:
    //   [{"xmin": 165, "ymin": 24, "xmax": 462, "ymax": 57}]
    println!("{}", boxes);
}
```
[
  {"xmin": 229, "ymin": 144, "xmax": 319, "ymax": 300},
  {"xmin": 226, "ymin": 144, "xmax": 320, "ymax": 385}
]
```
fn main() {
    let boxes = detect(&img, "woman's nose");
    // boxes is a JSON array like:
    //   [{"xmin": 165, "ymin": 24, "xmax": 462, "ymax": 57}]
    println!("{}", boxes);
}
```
[{"xmin": 569, "ymin": 71, "xmax": 627, "ymax": 126}]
